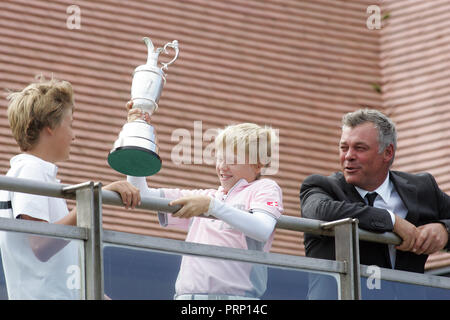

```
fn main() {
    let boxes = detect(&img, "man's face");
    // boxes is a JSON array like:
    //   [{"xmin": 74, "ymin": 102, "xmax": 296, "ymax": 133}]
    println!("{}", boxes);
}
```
[{"xmin": 339, "ymin": 122, "xmax": 393, "ymax": 191}]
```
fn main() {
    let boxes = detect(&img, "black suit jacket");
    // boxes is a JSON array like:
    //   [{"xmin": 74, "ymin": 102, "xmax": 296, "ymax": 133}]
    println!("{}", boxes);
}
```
[{"xmin": 300, "ymin": 171, "xmax": 450, "ymax": 273}]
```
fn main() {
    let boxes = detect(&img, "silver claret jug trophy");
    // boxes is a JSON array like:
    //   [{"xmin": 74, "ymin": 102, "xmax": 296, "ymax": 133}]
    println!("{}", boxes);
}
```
[{"xmin": 108, "ymin": 37, "xmax": 179, "ymax": 176}]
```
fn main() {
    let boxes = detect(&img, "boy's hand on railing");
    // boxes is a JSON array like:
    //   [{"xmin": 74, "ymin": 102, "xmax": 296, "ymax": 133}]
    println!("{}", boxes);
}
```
[
  {"xmin": 413, "ymin": 223, "xmax": 448, "ymax": 255},
  {"xmin": 169, "ymin": 195, "xmax": 211, "ymax": 219},
  {"xmin": 103, "ymin": 180, "xmax": 141, "ymax": 209}
]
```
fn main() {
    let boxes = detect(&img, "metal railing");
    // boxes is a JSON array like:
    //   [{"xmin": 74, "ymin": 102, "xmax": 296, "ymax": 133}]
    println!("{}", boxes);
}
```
[{"xmin": 0, "ymin": 175, "xmax": 449, "ymax": 300}]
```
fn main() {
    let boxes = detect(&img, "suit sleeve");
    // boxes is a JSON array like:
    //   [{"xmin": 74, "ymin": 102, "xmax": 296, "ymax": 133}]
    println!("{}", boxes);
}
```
[
  {"xmin": 425, "ymin": 173, "xmax": 450, "ymax": 251},
  {"xmin": 300, "ymin": 174, "xmax": 394, "ymax": 232}
]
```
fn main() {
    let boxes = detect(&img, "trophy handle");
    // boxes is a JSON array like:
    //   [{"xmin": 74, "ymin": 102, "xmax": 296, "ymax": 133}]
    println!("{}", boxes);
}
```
[{"xmin": 161, "ymin": 40, "xmax": 179, "ymax": 71}]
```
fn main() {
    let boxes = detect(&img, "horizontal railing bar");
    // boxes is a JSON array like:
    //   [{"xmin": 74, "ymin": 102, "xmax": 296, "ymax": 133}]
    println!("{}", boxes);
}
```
[
  {"xmin": 0, "ymin": 217, "xmax": 88, "ymax": 240},
  {"xmin": 0, "ymin": 175, "xmax": 448, "ymax": 294},
  {"xmin": 275, "ymin": 214, "xmax": 333, "ymax": 235},
  {"xmin": 360, "ymin": 264, "xmax": 450, "ymax": 290},
  {"xmin": 103, "ymin": 229, "xmax": 345, "ymax": 274},
  {"xmin": 0, "ymin": 175, "xmax": 72, "ymax": 199},
  {"xmin": 426, "ymin": 266, "xmax": 450, "ymax": 276},
  {"xmin": 358, "ymin": 229, "xmax": 401, "ymax": 246},
  {"xmin": 275, "ymin": 215, "xmax": 402, "ymax": 245},
  {"xmin": 0, "ymin": 175, "xmax": 423, "ymax": 247},
  {"xmin": 101, "ymin": 190, "xmax": 181, "ymax": 213},
  {"xmin": 0, "ymin": 176, "xmax": 181, "ymax": 214}
]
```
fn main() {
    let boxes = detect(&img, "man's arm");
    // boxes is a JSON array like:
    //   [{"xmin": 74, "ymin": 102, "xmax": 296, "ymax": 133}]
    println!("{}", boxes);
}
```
[
  {"xmin": 393, "ymin": 216, "xmax": 419, "ymax": 252},
  {"xmin": 413, "ymin": 223, "xmax": 448, "ymax": 254},
  {"xmin": 412, "ymin": 173, "xmax": 450, "ymax": 254},
  {"xmin": 300, "ymin": 174, "xmax": 394, "ymax": 232}
]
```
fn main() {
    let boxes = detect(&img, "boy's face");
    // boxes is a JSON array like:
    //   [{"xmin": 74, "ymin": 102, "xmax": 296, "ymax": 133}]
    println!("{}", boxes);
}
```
[
  {"xmin": 215, "ymin": 155, "xmax": 261, "ymax": 194},
  {"xmin": 51, "ymin": 108, "xmax": 75, "ymax": 162}
]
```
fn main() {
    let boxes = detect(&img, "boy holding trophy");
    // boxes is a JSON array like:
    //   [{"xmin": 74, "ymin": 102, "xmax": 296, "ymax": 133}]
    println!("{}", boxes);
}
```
[{"xmin": 126, "ymin": 102, "xmax": 283, "ymax": 300}]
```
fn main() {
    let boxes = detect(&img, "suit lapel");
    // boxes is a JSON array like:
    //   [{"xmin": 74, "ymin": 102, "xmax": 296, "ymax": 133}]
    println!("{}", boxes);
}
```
[
  {"xmin": 389, "ymin": 171, "xmax": 419, "ymax": 225},
  {"xmin": 389, "ymin": 171, "xmax": 420, "ymax": 270},
  {"xmin": 338, "ymin": 172, "xmax": 393, "ymax": 268},
  {"xmin": 337, "ymin": 173, "xmax": 365, "ymax": 204}
]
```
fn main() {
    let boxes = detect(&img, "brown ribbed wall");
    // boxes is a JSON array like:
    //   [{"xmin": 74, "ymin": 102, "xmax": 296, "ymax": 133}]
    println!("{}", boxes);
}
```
[
  {"xmin": 0, "ymin": 0, "xmax": 383, "ymax": 258},
  {"xmin": 2, "ymin": 0, "xmax": 447, "ymax": 271},
  {"xmin": 380, "ymin": 0, "xmax": 450, "ymax": 270}
]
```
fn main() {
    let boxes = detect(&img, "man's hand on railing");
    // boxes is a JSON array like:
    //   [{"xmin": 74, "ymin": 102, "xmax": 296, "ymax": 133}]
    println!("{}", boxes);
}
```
[
  {"xmin": 393, "ymin": 216, "xmax": 418, "ymax": 252},
  {"xmin": 394, "ymin": 217, "xmax": 448, "ymax": 255},
  {"xmin": 413, "ymin": 223, "xmax": 448, "ymax": 255}
]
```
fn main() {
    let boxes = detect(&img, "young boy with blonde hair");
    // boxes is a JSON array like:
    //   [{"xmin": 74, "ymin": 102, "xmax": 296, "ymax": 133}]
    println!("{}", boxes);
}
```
[
  {"xmin": 126, "ymin": 102, "xmax": 283, "ymax": 299},
  {"xmin": 0, "ymin": 77, "xmax": 141, "ymax": 299}
]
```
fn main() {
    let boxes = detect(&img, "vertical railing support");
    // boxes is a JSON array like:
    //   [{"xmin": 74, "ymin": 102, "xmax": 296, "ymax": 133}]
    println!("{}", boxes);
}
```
[
  {"xmin": 65, "ymin": 181, "xmax": 104, "ymax": 300},
  {"xmin": 321, "ymin": 218, "xmax": 361, "ymax": 300}
]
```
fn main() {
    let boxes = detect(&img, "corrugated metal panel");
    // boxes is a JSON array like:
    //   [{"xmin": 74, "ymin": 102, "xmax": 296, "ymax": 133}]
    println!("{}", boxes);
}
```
[
  {"xmin": 380, "ymin": 0, "xmax": 450, "ymax": 270},
  {"xmin": 5, "ymin": 0, "xmax": 448, "ymax": 272},
  {"xmin": 0, "ymin": 0, "xmax": 383, "ymax": 259}
]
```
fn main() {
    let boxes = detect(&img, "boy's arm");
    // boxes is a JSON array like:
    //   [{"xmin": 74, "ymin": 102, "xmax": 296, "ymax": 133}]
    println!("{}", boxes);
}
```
[
  {"xmin": 170, "ymin": 195, "xmax": 278, "ymax": 242},
  {"xmin": 19, "ymin": 212, "xmax": 74, "ymax": 262},
  {"xmin": 127, "ymin": 175, "xmax": 191, "ymax": 230},
  {"xmin": 127, "ymin": 176, "xmax": 161, "ymax": 198},
  {"xmin": 19, "ymin": 180, "xmax": 140, "ymax": 262},
  {"xmin": 209, "ymin": 198, "xmax": 277, "ymax": 242}
]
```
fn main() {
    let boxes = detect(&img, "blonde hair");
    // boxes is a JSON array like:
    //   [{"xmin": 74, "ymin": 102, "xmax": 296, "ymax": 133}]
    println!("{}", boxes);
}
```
[
  {"xmin": 215, "ymin": 122, "xmax": 278, "ymax": 167},
  {"xmin": 7, "ymin": 76, "xmax": 74, "ymax": 151}
]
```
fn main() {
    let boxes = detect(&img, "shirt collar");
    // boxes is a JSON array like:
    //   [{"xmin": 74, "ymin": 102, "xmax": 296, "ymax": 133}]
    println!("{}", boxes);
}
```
[
  {"xmin": 218, "ymin": 178, "xmax": 250, "ymax": 199},
  {"xmin": 11, "ymin": 153, "xmax": 59, "ymax": 180},
  {"xmin": 354, "ymin": 172, "xmax": 392, "ymax": 203}
]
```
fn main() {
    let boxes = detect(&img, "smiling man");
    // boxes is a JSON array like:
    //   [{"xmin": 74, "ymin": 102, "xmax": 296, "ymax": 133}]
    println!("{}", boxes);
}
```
[{"xmin": 300, "ymin": 108, "xmax": 450, "ymax": 299}]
